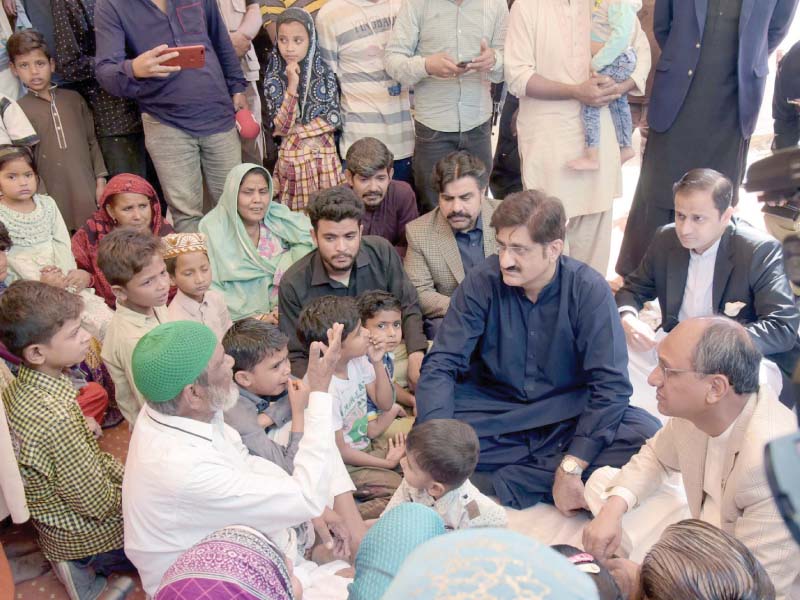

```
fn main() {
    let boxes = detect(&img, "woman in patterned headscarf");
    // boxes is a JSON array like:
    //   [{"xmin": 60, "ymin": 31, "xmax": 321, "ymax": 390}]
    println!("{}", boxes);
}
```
[
  {"xmin": 154, "ymin": 526, "xmax": 301, "ymax": 600},
  {"xmin": 71, "ymin": 173, "xmax": 173, "ymax": 308},
  {"xmin": 263, "ymin": 7, "xmax": 344, "ymax": 212}
]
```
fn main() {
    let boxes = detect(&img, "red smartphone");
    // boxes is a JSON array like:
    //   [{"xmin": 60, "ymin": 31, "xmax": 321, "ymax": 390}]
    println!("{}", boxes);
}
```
[{"xmin": 161, "ymin": 45, "xmax": 206, "ymax": 69}]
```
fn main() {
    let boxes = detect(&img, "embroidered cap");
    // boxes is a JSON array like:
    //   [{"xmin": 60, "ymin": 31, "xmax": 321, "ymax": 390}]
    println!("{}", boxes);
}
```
[{"xmin": 162, "ymin": 232, "xmax": 208, "ymax": 261}]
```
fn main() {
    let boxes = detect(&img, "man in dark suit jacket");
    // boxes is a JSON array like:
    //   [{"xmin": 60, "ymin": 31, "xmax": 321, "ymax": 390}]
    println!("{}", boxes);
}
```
[
  {"xmin": 615, "ymin": 0, "xmax": 798, "ymax": 277},
  {"xmin": 616, "ymin": 168, "xmax": 800, "ymax": 405}
]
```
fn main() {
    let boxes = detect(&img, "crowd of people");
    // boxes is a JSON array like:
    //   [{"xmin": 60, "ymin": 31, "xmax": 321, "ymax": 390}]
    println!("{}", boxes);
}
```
[{"xmin": 0, "ymin": 0, "xmax": 799, "ymax": 599}]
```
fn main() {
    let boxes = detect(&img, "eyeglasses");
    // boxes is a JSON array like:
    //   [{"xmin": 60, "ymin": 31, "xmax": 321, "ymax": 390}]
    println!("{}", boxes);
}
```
[
  {"xmin": 496, "ymin": 242, "xmax": 535, "ymax": 257},
  {"xmin": 656, "ymin": 362, "xmax": 710, "ymax": 380}
]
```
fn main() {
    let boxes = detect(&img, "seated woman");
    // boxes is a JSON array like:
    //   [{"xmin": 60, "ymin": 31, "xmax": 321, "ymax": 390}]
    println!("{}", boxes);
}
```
[
  {"xmin": 200, "ymin": 163, "xmax": 314, "ymax": 321},
  {"xmin": 154, "ymin": 526, "xmax": 302, "ymax": 600},
  {"xmin": 71, "ymin": 173, "xmax": 173, "ymax": 309}
]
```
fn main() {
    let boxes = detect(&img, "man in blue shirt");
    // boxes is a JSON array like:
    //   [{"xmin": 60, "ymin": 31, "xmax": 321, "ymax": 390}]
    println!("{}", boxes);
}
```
[
  {"xmin": 415, "ymin": 190, "xmax": 660, "ymax": 510},
  {"xmin": 95, "ymin": 0, "xmax": 247, "ymax": 232}
]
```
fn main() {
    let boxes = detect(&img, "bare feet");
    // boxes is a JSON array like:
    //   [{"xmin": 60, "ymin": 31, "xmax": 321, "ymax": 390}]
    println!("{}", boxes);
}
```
[
  {"xmin": 567, "ymin": 156, "xmax": 600, "ymax": 170},
  {"xmin": 568, "ymin": 146, "xmax": 600, "ymax": 171},
  {"xmin": 620, "ymin": 146, "xmax": 635, "ymax": 164}
]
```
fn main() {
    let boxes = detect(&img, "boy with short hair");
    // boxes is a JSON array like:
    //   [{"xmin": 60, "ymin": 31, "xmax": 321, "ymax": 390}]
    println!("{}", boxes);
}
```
[
  {"xmin": 0, "ymin": 280, "xmax": 133, "ymax": 599},
  {"xmin": 7, "ymin": 29, "xmax": 107, "ymax": 230},
  {"xmin": 358, "ymin": 290, "xmax": 416, "ymax": 415},
  {"xmin": 383, "ymin": 419, "xmax": 507, "ymax": 529},
  {"xmin": 222, "ymin": 318, "xmax": 302, "ymax": 469},
  {"xmin": 98, "ymin": 228, "xmax": 170, "ymax": 426},
  {"xmin": 223, "ymin": 317, "xmax": 367, "ymax": 557},
  {"xmin": 163, "ymin": 232, "xmax": 232, "ymax": 341},
  {"xmin": 299, "ymin": 295, "xmax": 406, "ymax": 519}
]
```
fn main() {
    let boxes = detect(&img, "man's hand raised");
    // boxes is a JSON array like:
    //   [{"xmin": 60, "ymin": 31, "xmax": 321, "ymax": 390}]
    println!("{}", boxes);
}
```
[
  {"xmin": 131, "ymin": 44, "xmax": 181, "ymax": 79},
  {"xmin": 306, "ymin": 322, "xmax": 344, "ymax": 393}
]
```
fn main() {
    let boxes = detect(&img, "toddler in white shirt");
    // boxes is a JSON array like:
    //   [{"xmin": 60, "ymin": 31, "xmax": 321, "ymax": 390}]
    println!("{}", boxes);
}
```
[{"xmin": 383, "ymin": 418, "xmax": 507, "ymax": 529}]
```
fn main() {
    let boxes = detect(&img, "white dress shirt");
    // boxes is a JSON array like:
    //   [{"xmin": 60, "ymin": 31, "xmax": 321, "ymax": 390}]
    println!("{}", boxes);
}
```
[
  {"xmin": 678, "ymin": 239, "xmax": 721, "ymax": 322},
  {"xmin": 122, "ymin": 392, "xmax": 335, "ymax": 596}
]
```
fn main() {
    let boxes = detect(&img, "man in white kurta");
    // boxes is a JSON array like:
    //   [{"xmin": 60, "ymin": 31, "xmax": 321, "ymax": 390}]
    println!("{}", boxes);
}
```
[
  {"xmin": 122, "ymin": 320, "xmax": 342, "ymax": 596},
  {"xmin": 504, "ymin": 0, "xmax": 650, "ymax": 275}
]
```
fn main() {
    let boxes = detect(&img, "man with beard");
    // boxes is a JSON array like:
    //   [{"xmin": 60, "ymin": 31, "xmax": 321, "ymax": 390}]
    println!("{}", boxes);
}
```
[
  {"xmin": 415, "ymin": 190, "xmax": 660, "ymax": 511},
  {"xmin": 278, "ymin": 186, "xmax": 428, "ymax": 387},
  {"xmin": 405, "ymin": 151, "xmax": 500, "ymax": 338},
  {"xmin": 344, "ymin": 138, "xmax": 418, "ymax": 258},
  {"xmin": 122, "ymin": 320, "xmax": 344, "ymax": 596}
]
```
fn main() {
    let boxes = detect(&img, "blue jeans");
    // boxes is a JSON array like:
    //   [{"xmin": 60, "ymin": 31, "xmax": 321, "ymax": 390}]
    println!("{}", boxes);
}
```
[
  {"xmin": 392, "ymin": 157, "xmax": 413, "ymax": 187},
  {"xmin": 56, "ymin": 548, "xmax": 134, "ymax": 599},
  {"xmin": 582, "ymin": 48, "xmax": 636, "ymax": 148},
  {"xmin": 412, "ymin": 119, "xmax": 493, "ymax": 213}
]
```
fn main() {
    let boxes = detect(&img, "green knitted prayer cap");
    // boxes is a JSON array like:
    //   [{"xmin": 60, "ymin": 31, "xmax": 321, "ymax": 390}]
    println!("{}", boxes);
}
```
[{"xmin": 132, "ymin": 320, "xmax": 218, "ymax": 403}]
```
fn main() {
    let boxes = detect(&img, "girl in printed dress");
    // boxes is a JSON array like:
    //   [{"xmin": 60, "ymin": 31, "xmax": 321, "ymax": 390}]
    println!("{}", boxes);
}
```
[{"xmin": 264, "ymin": 7, "xmax": 344, "ymax": 212}]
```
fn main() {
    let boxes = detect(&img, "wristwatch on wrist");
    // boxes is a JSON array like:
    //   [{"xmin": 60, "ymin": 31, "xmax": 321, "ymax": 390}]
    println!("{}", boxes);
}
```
[{"xmin": 560, "ymin": 456, "xmax": 584, "ymax": 476}]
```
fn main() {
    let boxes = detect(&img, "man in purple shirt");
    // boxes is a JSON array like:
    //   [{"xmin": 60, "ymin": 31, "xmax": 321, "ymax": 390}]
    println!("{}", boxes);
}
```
[
  {"xmin": 95, "ymin": 0, "xmax": 247, "ymax": 232},
  {"xmin": 344, "ymin": 137, "xmax": 418, "ymax": 257}
]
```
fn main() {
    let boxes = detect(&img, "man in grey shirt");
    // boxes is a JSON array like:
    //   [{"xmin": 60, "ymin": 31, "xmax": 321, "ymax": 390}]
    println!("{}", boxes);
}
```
[{"xmin": 385, "ymin": 0, "xmax": 508, "ymax": 212}]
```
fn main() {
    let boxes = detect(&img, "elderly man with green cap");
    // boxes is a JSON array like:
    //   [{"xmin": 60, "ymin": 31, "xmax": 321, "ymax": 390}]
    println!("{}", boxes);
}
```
[{"xmin": 121, "ymin": 319, "xmax": 344, "ymax": 596}]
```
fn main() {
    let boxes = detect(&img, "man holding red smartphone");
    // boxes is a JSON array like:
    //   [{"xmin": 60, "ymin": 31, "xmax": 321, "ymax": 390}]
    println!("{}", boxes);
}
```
[{"xmin": 95, "ymin": 0, "xmax": 248, "ymax": 232}]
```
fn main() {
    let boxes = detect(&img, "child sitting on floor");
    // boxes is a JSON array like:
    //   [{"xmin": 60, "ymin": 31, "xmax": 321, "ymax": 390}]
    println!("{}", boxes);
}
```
[
  {"xmin": 0, "ymin": 281, "xmax": 134, "ymax": 599},
  {"xmin": 98, "ymin": 229, "xmax": 170, "ymax": 426},
  {"xmin": 383, "ymin": 418, "xmax": 507, "ymax": 529},
  {"xmin": 223, "ymin": 318, "xmax": 303, "ymax": 468},
  {"xmin": 264, "ymin": 8, "xmax": 344, "ymax": 211},
  {"xmin": 223, "ymin": 318, "xmax": 367, "ymax": 558},
  {"xmin": 164, "ymin": 232, "xmax": 232, "ymax": 342},
  {"xmin": 358, "ymin": 290, "xmax": 416, "ymax": 416},
  {"xmin": 0, "ymin": 145, "xmax": 112, "ymax": 340},
  {"xmin": 8, "ymin": 30, "xmax": 107, "ymax": 230},
  {"xmin": 0, "ymin": 218, "xmax": 116, "ymax": 429},
  {"xmin": 299, "ymin": 295, "xmax": 405, "ymax": 519},
  {"xmin": 567, "ymin": 0, "xmax": 640, "ymax": 171}
]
